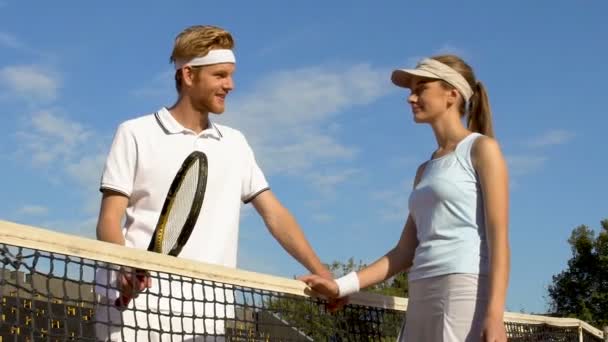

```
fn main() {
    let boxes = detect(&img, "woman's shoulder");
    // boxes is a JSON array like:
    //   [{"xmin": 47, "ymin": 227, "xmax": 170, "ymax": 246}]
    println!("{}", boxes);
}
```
[
  {"xmin": 413, "ymin": 161, "xmax": 430, "ymax": 187},
  {"xmin": 471, "ymin": 135, "xmax": 504, "ymax": 169}
]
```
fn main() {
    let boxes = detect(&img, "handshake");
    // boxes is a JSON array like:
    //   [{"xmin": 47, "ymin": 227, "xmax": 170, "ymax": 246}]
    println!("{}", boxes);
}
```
[{"xmin": 298, "ymin": 271, "xmax": 360, "ymax": 311}]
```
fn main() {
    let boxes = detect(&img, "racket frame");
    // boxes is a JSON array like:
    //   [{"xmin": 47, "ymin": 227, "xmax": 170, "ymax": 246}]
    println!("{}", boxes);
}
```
[{"xmin": 115, "ymin": 151, "xmax": 208, "ymax": 310}]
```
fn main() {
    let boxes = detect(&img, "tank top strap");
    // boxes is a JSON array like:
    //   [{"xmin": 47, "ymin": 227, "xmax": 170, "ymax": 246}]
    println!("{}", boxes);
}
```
[{"xmin": 454, "ymin": 132, "xmax": 483, "ymax": 178}]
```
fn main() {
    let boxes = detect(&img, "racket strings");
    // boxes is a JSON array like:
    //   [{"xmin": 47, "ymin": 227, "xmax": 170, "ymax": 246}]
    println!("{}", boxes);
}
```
[{"xmin": 162, "ymin": 159, "xmax": 200, "ymax": 253}]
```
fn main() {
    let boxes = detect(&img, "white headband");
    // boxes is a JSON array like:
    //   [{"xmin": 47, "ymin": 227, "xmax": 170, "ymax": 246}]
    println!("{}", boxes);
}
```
[
  {"xmin": 391, "ymin": 58, "xmax": 474, "ymax": 101},
  {"xmin": 174, "ymin": 49, "xmax": 236, "ymax": 70}
]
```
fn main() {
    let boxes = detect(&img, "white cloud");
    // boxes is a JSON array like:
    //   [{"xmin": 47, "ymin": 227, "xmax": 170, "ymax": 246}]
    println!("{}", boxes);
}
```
[
  {"xmin": 0, "ymin": 65, "xmax": 60, "ymax": 102},
  {"xmin": 506, "ymin": 155, "xmax": 548, "ymax": 175},
  {"xmin": 216, "ymin": 63, "xmax": 396, "ymax": 225},
  {"xmin": 525, "ymin": 130, "xmax": 575, "ymax": 148},
  {"xmin": 17, "ymin": 110, "xmax": 92, "ymax": 165},
  {"xmin": 218, "ymin": 63, "xmax": 393, "ymax": 177},
  {"xmin": 504, "ymin": 130, "xmax": 573, "ymax": 179},
  {"xmin": 235, "ymin": 64, "xmax": 390, "ymax": 124},
  {"xmin": 15, "ymin": 110, "xmax": 107, "ymax": 216},
  {"xmin": 30, "ymin": 110, "xmax": 90, "ymax": 143},
  {"xmin": 66, "ymin": 154, "xmax": 106, "ymax": 188},
  {"xmin": 18, "ymin": 205, "xmax": 49, "ymax": 216},
  {"xmin": 307, "ymin": 168, "xmax": 361, "ymax": 194},
  {"xmin": 261, "ymin": 135, "xmax": 358, "ymax": 175}
]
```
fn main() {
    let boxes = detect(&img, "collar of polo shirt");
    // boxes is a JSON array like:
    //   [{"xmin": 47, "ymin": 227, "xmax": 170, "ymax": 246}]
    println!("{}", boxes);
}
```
[{"xmin": 155, "ymin": 107, "xmax": 223, "ymax": 139}]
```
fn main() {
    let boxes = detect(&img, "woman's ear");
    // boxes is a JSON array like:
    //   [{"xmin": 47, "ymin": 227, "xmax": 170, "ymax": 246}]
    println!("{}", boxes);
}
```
[{"xmin": 446, "ymin": 87, "xmax": 460, "ymax": 107}]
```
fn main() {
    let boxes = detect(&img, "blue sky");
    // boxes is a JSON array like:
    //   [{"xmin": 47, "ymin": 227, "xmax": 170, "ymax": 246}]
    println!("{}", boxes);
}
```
[{"xmin": 1, "ymin": 1, "xmax": 606, "ymax": 314}]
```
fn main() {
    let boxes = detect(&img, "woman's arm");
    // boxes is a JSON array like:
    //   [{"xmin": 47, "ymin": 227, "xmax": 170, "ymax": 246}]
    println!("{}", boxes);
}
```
[
  {"xmin": 300, "ymin": 162, "xmax": 426, "ymax": 298},
  {"xmin": 473, "ymin": 136, "xmax": 510, "ymax": 341}
]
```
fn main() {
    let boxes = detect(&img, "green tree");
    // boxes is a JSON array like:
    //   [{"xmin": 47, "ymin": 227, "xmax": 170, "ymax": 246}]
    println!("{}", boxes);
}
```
[{"xmin": 547, "ymin": 219, "xmax": 608, "ymax": 328}]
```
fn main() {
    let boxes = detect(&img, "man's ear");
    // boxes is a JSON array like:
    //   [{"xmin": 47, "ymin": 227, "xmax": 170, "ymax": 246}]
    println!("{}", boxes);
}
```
[{"xmin": 181, "ymin": 66, "xmax": 196, "ymax": 87}]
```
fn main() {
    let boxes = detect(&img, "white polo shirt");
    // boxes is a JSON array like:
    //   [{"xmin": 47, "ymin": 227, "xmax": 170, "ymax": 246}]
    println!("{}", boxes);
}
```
[{"xmin": 95, "ymin": 107, "xmax": 269, "ymax": 317}]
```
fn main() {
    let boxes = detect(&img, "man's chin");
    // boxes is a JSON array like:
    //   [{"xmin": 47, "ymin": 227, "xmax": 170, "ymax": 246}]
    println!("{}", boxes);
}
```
[{"xmin": 210, "ymin": 107, "xmax": 226, "ymax": 115}]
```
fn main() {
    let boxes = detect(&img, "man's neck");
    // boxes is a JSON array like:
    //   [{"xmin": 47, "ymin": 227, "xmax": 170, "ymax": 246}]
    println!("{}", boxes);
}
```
[{"xmin": 167, "ymin": 98, "xmax": 210, "ymax": 134}]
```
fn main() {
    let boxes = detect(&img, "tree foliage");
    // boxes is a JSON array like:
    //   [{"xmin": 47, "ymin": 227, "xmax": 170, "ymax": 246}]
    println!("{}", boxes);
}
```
[{"xmin": 547, "ymin": 219, "xmax": 608, "ymax": 328}]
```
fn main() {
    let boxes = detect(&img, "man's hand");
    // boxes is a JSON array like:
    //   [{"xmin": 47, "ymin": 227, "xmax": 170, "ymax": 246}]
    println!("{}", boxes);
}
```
[
  {"xmin": 299, "ymin": 274, "xmax": 349, "ymax": 312},
  {"xmin": 115, "ymin": 267, "xmax": 152, "ymax": 307},
  {"xmin": 299, "ymin": 274, "xmax": 339, "ymax": 298}
]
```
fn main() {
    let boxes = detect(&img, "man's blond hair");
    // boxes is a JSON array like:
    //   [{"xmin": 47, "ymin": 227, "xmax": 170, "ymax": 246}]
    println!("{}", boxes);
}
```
[{"xmin": 170, "ymin": 25, "xmax": 235, "ymax": 92}]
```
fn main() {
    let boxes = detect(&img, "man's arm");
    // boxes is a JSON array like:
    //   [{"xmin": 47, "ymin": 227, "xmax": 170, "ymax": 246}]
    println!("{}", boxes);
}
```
[
  {"xmin": 96, "ymin": 190, "xmax": 129, "ymax": 245},
  {"xmin": 251, "ymin": 190, "xmax": 332, "ymax": 279},
  {"xmin": 96, "ymin": 189, "xmax": 151, "ymax": 300}
]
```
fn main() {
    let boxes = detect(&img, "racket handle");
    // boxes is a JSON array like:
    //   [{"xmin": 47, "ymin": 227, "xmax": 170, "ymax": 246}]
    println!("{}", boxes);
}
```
[{"xmin": 114, "ymin": 269, "xmax": 148, "ymax": 311}]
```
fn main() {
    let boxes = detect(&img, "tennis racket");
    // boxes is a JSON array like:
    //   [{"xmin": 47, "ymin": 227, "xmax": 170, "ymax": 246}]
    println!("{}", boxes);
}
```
[{"xmin": 115, "ymin": 151, "xmax": 208, "ymax": 310}]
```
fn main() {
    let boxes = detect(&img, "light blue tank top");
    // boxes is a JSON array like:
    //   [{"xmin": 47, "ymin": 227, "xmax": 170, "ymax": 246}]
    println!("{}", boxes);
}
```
[{"xmin": 408, "ymin": 133, "xmax": 489, "ymax": 281}]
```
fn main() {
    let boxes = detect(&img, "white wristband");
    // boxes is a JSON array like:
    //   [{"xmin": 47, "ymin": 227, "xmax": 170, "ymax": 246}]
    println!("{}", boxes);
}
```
[{"xmin": 335, "ymin": 271, "xmax": 360, "ymax": 298}]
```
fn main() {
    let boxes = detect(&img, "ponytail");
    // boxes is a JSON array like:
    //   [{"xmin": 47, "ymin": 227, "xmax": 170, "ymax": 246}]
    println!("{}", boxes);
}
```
[
  {"xmin": 467, "ymin": 81, "xmax": 494, "ymax": 137},
  {"xmin": 430, "ymin": 55, "xmax": 494, "ymax": 137}
]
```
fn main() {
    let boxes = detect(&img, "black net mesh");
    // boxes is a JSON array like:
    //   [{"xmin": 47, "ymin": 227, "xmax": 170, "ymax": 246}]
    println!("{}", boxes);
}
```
[
  {"xmin": 0, "ymin": 222, "xmax": 604, "ymax": 342},
  {"xmin": 1, "ymin": 244, "xmax": 406, "ymax": 341}
]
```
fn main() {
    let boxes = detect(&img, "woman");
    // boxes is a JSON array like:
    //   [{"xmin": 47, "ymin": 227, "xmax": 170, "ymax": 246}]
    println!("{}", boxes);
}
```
[{"xmin": 301, "ymin": 55, "xmax": 510, "ymax": 342}]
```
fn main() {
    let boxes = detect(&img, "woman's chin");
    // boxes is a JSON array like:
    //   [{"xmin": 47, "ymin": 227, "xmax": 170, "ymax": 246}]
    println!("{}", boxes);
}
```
[{"xmin": 412, "ymin": 115, "xmax": 426, "ymax": 124}]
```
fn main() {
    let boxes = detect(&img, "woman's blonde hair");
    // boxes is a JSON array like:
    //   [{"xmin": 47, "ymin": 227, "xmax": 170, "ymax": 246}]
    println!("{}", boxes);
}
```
[{"xmin": 432, "ymin": 55, "xmax": 494, "ymax": 137}]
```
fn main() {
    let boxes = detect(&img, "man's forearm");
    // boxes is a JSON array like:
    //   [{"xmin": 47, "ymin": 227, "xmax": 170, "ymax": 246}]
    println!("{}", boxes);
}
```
[
  {"xmin": 267, "ymin": 210, "xmax": 331, "ymax": 278},
  {"xmin": 96, "ymin": 218, "xmax": 126, "ymax": 245}
]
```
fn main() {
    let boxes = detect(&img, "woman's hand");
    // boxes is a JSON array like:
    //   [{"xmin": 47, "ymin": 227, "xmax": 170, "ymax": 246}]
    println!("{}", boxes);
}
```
[{"xmin": 481, "ymin": 315, "xmax": 507, "ymax": 342}]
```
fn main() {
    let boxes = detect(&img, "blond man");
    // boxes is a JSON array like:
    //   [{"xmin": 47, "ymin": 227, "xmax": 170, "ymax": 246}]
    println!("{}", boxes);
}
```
[{"xmin": 94, "ymin": 25, "xmax": 333, "ymax": 341}]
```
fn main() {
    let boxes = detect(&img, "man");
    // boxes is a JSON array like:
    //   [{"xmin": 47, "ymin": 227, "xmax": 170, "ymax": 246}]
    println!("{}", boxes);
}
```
[{"xmin": 94, "ymin": 25, "xmax": 333, "ymax": 341}]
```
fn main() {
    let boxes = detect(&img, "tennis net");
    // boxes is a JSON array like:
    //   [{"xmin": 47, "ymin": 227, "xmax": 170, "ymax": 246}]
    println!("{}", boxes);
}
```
[{"xmin": 0, "ymin": 220, "xmax": 604, "ymax": 341}]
